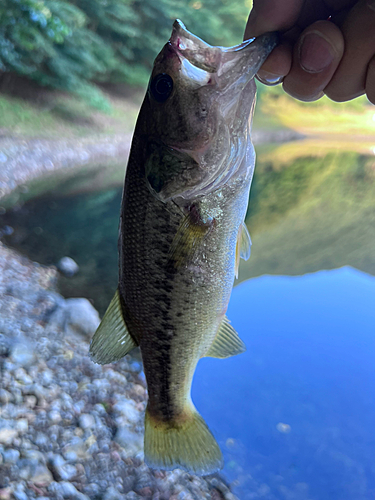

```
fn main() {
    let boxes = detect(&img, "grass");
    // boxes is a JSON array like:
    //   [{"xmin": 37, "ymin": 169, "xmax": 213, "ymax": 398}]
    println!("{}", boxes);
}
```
[
  {"xmin": 0, "ymin": 79, "xmax": 374, "ymax": 141},
  {"xmin": 0, "ymin": 89, "xmax": 143, "ymax": 138},
  {"xmin": 258, "ymin": 91, "xmax": 375, "ymax": 138}
]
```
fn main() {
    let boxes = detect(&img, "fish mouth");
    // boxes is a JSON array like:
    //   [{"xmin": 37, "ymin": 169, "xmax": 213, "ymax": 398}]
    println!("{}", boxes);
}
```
[
  {"xmin": 159, "ymin": 21, "xmax": 278, "ymax": 202},
  {"xmin": 170, "ymin": 19, "xmax": 278, "ymax": 88}
]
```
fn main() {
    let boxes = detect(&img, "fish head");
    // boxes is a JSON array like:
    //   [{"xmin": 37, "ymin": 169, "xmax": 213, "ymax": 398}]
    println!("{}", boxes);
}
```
[{"xmin": 143, "ymin": 20, "xmax": 278, "ymax": 202}]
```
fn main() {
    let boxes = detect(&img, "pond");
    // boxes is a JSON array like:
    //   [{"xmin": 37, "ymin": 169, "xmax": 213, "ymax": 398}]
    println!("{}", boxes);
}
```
[{"xmin": 1, "ymin": 139, "xmax": 375, "ymax": 499}]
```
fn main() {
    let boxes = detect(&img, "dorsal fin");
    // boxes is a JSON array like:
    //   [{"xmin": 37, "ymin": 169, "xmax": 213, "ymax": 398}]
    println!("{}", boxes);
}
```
[
  {"xmin": 235, "ymin": 222, "xmax": 252, "ymax": 278},
  {"xmin": 205, "ymin": 316, "xmax": 246, "ymax": 359},
  {"xmin": 89, "ymin": 289, "xmax": 138, "ymax": 365}
]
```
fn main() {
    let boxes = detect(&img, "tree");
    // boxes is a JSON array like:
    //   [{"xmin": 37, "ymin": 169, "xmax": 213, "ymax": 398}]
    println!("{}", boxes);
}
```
[{"xmin": 0, "ymin": 0, "xmax": 250, "ymax": 108}]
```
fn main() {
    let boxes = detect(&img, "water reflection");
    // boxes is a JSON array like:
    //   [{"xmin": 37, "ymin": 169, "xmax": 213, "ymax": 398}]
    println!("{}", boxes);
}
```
[
  {"xmin": 193, "ymin": 267, "xmax": 375, "ymax": 499},
  {"xmin": 241, "ymin": 141, "xmax": 375, "ymax": 281},
  {"xmin": 1, "ymin": 141, "xmax": 375, "ymax": 314}
]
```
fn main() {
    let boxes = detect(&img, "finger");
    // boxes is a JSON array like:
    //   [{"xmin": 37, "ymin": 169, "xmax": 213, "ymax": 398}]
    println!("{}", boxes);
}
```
[
  {"xmin": 366, "ymin": 54, "xmax": 375, "ymax": 104},
  {"xmin": 282, "ymin": 20, "xmax": 344, "ymax": 101},
  {"xmin": 325, "ymin": 0, "xmax": 375, "ymax": 101},
  {"xmin": 256, "ymin": 43, "xmax": 293, "ymax": 85},
  {"xmin": 244, "ymin": 0, "xmax": 304, "ymax": 38}
]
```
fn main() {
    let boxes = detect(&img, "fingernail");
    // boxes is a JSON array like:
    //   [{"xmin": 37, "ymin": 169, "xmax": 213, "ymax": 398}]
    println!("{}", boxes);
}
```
[
  {"xmin": 256, "ymin": 71, "xmax": 284, "ymax": 86},
  {"xmin": 299, "ymin": 32, "xmax": 335, "ymax": 73}
]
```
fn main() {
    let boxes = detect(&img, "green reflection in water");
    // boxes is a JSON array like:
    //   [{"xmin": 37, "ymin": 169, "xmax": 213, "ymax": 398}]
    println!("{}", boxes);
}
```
[
  {"xmin": 1, "ymin": 141, "xmax": 375, "ymax": 314},
  {"xmin": 239, "ymin": 144, "xmax": 375, "ymax": 281}
]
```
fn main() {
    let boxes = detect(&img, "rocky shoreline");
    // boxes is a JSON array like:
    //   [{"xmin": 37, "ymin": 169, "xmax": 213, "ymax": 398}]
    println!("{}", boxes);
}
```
[
  {"xmin": 0, "ymin": 135, "xmax": 239, "ymax": 499},
  {"xmin": 0, "ymin": 134, "xmax": 132, "ymax": 202},
  {"xmin": 0, "ymin": 128, "xmax": 303, "ymax": 203}
]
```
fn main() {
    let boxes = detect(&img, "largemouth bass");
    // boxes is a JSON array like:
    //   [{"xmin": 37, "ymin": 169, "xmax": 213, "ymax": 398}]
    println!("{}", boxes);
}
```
[{"xmin": 90, "ymin": 20, "xmax": 277, "ymax": 475}]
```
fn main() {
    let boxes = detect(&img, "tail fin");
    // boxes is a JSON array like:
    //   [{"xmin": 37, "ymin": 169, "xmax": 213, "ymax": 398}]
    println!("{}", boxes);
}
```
[{"xmin": 144, "ymin": 405, "xmax": 223, "ymax": 475}]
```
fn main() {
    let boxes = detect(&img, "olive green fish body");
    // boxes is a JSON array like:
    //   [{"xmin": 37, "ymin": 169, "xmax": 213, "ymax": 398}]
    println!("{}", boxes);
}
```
[
  {"xmin": 120, "ymin": 131, "xmax": 252, "ymax": 423},
  {"xmin": 90, "ymin": 20, "xmax": 277, "ymax": 475}
]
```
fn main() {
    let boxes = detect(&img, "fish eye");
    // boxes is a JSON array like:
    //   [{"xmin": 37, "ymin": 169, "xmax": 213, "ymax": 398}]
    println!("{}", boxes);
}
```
[{"xmin": 150, "ymin": 73, "xmax": 173, "ymax": 102}]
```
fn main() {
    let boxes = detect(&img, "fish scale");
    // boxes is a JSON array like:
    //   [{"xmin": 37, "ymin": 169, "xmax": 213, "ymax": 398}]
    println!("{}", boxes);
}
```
[{"xmin": 89, "ymin": 20, "xmax": 278, "ymax": 474}]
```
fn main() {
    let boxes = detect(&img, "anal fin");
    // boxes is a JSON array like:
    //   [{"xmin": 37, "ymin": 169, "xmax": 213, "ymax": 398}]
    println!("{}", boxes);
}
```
[
  {"xmin": 89, "ymin": 289, "xmax": 138, "ymax": 364},
  {"xmin": 205, "ymin": 316, "xmax": 246, "ymax": 359}
]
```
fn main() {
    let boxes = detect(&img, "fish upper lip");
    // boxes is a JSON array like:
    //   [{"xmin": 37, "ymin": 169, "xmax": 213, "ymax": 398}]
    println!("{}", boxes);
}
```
[{"xmin": 169, "ymin": 20, "xmax": 278, "ymax": 84}]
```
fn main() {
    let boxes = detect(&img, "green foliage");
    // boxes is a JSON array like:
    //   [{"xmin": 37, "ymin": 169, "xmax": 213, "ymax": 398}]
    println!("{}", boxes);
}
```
[
  {"xmin": 0, "ymin": 0, "xmax": 250, "ymax": 107},
  {"xmin": 247, "ymin": 154, "xmax": 327, "ymax": 232},
  {"xmin": 0, "ymin": 0, "xmax": 114, "ymax": 108},
  {"xmin": 239, "ymin": 147, "xmax": 375, "ymax": 281},
  {"xmin": 257, "ymin": 81, "xmax": 370, "ymax": 111}
]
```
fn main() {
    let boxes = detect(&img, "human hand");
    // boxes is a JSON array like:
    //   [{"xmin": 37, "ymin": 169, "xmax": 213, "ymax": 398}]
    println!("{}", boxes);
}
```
[{"xmin": 244, "ymin": 0, "xmax": 375, "ymax": 104}]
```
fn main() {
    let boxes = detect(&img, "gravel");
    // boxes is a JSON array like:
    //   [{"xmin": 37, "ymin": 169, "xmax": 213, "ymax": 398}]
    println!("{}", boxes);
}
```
[{"xmin": 0, "ymin": 134, "xmax": 132, "ymax": 201}]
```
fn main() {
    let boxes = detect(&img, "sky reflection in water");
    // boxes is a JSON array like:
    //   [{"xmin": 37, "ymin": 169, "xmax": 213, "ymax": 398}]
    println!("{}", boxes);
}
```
[{"xmin": 194, "ymin": 267, "xmax": 375, "ymax": 499}]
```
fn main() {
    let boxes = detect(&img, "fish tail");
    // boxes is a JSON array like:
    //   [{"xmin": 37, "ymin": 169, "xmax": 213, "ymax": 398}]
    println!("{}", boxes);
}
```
[{"xmin": 144, "ymin": 404, "xmax": 223, "ymax": 475}]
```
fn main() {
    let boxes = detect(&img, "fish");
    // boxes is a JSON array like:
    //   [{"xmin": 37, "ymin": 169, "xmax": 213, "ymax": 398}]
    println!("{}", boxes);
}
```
[{"xmin": 89, "ymin": 20, "xmax": 277, "ymax": 475}]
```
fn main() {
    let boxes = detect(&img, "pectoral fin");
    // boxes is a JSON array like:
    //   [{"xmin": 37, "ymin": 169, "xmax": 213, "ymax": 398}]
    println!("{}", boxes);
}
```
[
  {"xmin": 205, "ymin": 316, "xmax": 246, "ymax": 359},
  {"xmin": 235, "ymin": 222, "xmax": 252, "ymax": 279},
  {"xmin": 168, "ymin": 208, "xmax": 213, "ymax": 269},
  {"xmin": 89, "ymin": 289, "xmax": 138, "ymax": 364}
]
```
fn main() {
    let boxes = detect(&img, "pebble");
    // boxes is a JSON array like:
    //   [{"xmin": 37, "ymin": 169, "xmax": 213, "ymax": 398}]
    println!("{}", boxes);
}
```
[
  {"xmin": 15, "ymin": 419, "xmax": 28, "ymax": 433},
  {"xmin": 62, "ymin": 298, "xmax": 100, "ymax": 337},
  {"xmin": 10, "ymin": 341, "xmax": 36, "ymax": 368},
  {"xmin": 0, "ymin": 389, "xmax": 13, "ymax": 404},
  {"xmin": 0, "ymin": 428, "xmax": 18, "ymax": 445},
  {"xmin": 115, "ymin": 426, "xmax": 143, "ymax": 458},
  {"xmin": 21, "ymin": 449, "xmax": 45, "ymax": 462},
  {"xmin": 79, "ymin": 413, "xmax": 95, "ymax": 430},
  {"xmin": 30, "ymin": 464, "xmax": 54, "ymax": 486},
  {"xmin": 48, "ymin": 410, "xmax": 62, "ymax": 424},
  {"xmin": 41, "ymin": 369, "xmax": 54, "ymax": 386},
  {"xmin": 123, "ymin": 492, "xmax": 141, "ymax": 500},
  {"xmin": 83, "ymin": 483, "xmax": 101, "ymax": 497},
  {"xmin": 103, "ymin": 486, "xmax": 125, "ymax": 500},
  {"xmin": 93, "ymin": 403, "xmax": 107, "ymax": 415},
  {"xmin": 57, "ymin": 256, "xmax": 80, "ymax": 277},
  {"xmin": 50, "ymin": 454, "xmax": 77, "ymax": 481},
  {"xmin": 49, "ymin": 481, "xmax": 89, "ymax": 499},
  {"xmin": 3, "ymin": 448, "xmax": 20, "ymax": 464},
  {"xmin": 13, "ymin": 488, "xmax": 28, "ymax": 500},
  {"xmin": 33, "ymin": 432, "xmax": 49, "ymax": 448},
  {"xmin": 24, "ymin": 395, "xmax": 37, "ymax": 408},
  {"xmin": 14, "ymin": 368, "xmax": 33, "ymax": 385},
  {"xmin": 113, "ymin": 400, "xmax": 140, "ymax": 424},
  {"xmin": 0, "ymin": 488, "xmax": 12, "ymax": 500}
]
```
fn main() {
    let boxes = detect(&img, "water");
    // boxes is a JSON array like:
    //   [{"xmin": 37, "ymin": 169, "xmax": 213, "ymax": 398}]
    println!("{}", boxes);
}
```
[
  {"xmin": 1, "ymin": 141, "xmax": 375, "ymax": 499},
  {"xmin": 194, "ymin": 268, "xmax": 375, "ymax": 499}
]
